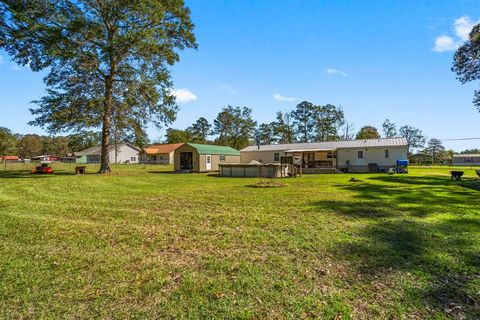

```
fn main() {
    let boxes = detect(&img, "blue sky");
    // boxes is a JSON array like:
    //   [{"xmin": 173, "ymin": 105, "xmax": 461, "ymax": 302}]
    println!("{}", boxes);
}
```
[{"xmin": 1, "ymin": 0, "xmax": 479, "ymax": 151}]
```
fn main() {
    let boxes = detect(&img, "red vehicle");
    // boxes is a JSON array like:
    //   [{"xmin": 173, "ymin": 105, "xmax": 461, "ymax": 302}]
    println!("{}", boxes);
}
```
[{"xmin": 32, "ymin": 163, "xmax": 54, "ymax": 174}]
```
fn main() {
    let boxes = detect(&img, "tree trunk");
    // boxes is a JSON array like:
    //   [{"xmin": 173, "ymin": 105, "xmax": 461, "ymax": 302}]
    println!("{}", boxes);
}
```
[{"xmin": 99, "ymin": 76, "xmax": 114, "ymax": 173}]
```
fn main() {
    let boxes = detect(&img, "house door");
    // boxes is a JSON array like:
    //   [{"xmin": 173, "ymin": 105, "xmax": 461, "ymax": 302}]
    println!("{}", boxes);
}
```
[
  {"xmin": 180, "ymin": 152, "xmax": 193, "ymax": 170},
  {"xmin": 206, "ymin": 155, "xmax": 212, "ymax": 171}
]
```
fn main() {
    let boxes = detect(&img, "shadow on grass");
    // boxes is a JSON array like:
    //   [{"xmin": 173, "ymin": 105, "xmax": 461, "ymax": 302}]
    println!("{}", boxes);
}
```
[
  {"xmin": 371, "ymin": 174, "xmax": 480, "ymax": 189},
  {"xmin": 313, "ymin": 174, "xmax": 480, "ymax": 318},
  {"xmin": 0, "ymin": 170, "xmax": 78, "ymax": 179},
  {"xmin": 146, "ymin": 170, "xmax": 176, "ymax": 174}
]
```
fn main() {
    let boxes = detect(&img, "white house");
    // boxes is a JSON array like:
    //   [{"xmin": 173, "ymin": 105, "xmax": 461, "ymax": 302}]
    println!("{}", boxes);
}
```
[
  {"xmin": 75, "ymin": 142, "xmax": 141, "ymax": 164},
  {"xmin": 240, "ymin": 137, "xmax": 408, "ymax": 173},
  {"xmin": 452, "ymin": 154, "xmax": 480, "ymax": 166}
]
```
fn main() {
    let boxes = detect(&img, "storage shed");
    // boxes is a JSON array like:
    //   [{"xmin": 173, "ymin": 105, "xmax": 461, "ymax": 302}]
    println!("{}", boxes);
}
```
[{"xmin": 174, "ymin": 143, "xmax": 240, "ymax": 172}]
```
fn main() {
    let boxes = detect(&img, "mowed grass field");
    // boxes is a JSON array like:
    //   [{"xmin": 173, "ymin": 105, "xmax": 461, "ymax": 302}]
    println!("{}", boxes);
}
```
[{"xmin": 0, "ymin": 164, "xmax": 479, "ymax": 319}]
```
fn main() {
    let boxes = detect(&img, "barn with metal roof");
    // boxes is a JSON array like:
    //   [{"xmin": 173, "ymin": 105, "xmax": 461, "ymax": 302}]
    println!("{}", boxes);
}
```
[{"xmin": 174, "ymin": 143, "xmax": 241, "ymax": 172}]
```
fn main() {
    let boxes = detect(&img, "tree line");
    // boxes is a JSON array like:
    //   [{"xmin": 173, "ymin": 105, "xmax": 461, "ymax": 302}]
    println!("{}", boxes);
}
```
[
  {"xmin": 0, "ymin": 100, "xmax": 455, "ymax": 162},
  {"xmin": 0, "ymin": 128, "xmax": 101, "ymax": 159},
  {"xmin": 2, "ymin": 98, "xmax": 469, "ymax": 164}
]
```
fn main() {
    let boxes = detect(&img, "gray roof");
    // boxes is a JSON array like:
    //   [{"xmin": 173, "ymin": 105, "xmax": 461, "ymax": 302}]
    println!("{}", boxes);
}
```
[
  {"xmin": 75, "ymin": 146, "xmax": 101, "ymax": 156},
  {"xmin": 453, "ymin": 154, "xmax": 480, "ymax": 157},
  {"xmin": 75, "ymin": 142, "xmax": 140, "ymax": 156},
  {"xmin": 241, "ymin": 137, "xmax": 408, "ymax": 152}
]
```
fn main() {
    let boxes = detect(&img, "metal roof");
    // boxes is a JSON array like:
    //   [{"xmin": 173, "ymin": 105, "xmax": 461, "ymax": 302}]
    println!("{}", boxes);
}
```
[
  {"xmin": 75, "ymin": 146, "xmax": 101, "ymax": 156},
  {"xmin": 186, "ymin": 143, "xmax": 240, "ymax": 156},
  {"xmin": 143, "ymin": 143, "xmax": 183, "ymax": 155},
  {"xmin": 285, "ymin": 148, "xmax": 335, "ymax": 153},
  {"xmin": 240, "ymin": 137, "xmax": 408, "ymax": 152},
  {"xmin": 453, "ymin": 154, "xmax": 480, "ymax": 157},
  {"xmin": 75, "ymin": 143, "xmax": 140, "ymax": 156}
]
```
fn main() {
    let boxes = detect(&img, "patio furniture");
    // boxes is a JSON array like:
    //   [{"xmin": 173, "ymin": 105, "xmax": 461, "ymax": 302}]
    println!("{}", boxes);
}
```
[{"xmin": 450, "ymin": 171, "xmax": 464, "ymax": 181}]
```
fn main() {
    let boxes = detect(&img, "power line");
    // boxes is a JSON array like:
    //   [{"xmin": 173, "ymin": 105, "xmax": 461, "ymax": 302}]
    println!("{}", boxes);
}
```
[{"xmin": 439, "ymin": 137, "xmax": 480, "ymax": 142}]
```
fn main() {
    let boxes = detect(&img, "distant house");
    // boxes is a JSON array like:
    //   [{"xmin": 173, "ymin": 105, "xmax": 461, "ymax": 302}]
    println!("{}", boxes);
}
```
[
  {"xmin": 409, "ymin": 153, "xmax": 433, "ymax": 165},
  {"xmin": 74, "ymin": 143, "xmax": 141, "ymax": 164},
  {"xmin": 141, "ymin": 143, "xmax": 183, "ymax": 164},
  {"xmin": 174, "ymin": 143, "xmax": 241, "ymax": 172},
  {"xmin": 0, "ymin": 155, "xmax": 19, "ymax": 162},
  {"xmin": 30, "ymin": 155, "xmax": 60, "ymax": 163},
  {"xmin": 452, "ymin": 154, "xmax": 480, "ymax": 166},
  {"xmin": 240, "ymin": 137, "xmax": 408, "ymax": 173}
]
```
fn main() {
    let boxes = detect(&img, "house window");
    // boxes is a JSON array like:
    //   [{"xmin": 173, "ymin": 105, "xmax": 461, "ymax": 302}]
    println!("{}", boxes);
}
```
[
  {"xmin": 465, "ymin": 157, "xmax": 472, "ymax": 163},
  {"xmin": 131, "ymin": 157, "xmax": 136, "ymax": 162},
  {"xmin": 220, "ymin": 154, "xmax": 225, "ymax": 161},
  {"xmin": 357, "ymin": 151, "xmax": 364, "ymax": 159},
  {"xmin": 274, "ymin": 153, "xmax": 280, "ymax": 161},
  {"xmin": 327, "ymin": 151, "xmax": 336, "ymax": 159},
  {"xmin": 385, "ymin": 150, "xmax": 389, "ymax": 158}
]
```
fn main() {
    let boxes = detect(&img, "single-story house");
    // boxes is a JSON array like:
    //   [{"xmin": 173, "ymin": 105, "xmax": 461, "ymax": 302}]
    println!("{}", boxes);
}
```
[
  {"xmin": 174, "ymin": 143, "xmax": 241, "ymax": 172},
  {"xmin": 452, "ymin": 154, "xmax": 480, "ymax": 166},
  {"xmin": 141, "ymin": 143, "xmax": 183, "ymax": 164},
  {"xmin": 409, "ymin": 153, "xmax": 433, "ymax": 165},
  {"xmin": 74, "ymin": 142, "xmax": 141, "ymax": 164},
  {"xmin": 240, "ymin": 137, "xmax": 408, "ymax": 173},
  {"xmin": 0, "ymin": 155, "xmax": 19, "ymax": 161},
  {"xmin": 30, "ymin": 155, "xmax": 60, "ymax": 163}
]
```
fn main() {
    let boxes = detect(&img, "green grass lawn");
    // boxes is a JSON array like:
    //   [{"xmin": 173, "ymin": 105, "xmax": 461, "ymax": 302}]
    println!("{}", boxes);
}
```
[{"xmin": 0, "ymin": 164, "xmax": 479, "ymax": 319}]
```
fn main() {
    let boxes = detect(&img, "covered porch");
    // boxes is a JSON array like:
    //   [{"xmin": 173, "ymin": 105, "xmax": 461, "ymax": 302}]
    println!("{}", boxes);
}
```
[{"xmin": 284, "ymin": 148, "xmax": 338, "ymax": 174}]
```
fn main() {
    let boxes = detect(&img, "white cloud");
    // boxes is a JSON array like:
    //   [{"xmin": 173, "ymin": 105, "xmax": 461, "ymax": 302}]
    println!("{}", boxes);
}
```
[
  {"xmin": 454, "ymin": 16, "xmax": 478, "ymax": 41},
  {"xmin": 273, "ymin": 93, "xmax": 296, "ymax": 101},
  {"xmin": 433, "ymin": 35, "xmax": 458, "ymax": 52},
  {"xmin": 170, "ymin": 88, "xmax": 197, "ymax": 103},
  {"xmin": 433, "ymin": 16, "xmax": 480, "ymax": 52},
  {"xmin": 219, "ymin": 84, "xmax": 236, "ymax": 94},
  {"xmin": 326, "ymin": 68, "xmax": 347, "ymax": 77}
]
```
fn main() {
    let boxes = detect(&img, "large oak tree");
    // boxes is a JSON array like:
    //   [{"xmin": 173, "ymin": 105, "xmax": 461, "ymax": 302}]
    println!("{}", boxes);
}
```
[
  {"xmin": 0, "ymin": 0, "xmax": 197, "ymax": 172},
  {"xmin": 452, "ymin": 24, "xmax": 480, "ymax": 112}
]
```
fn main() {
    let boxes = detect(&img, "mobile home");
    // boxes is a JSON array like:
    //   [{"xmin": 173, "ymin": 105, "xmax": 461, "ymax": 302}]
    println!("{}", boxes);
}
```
[
  {"xmin": 452, "ymin": 154, "xmax": 480, "ymax": 166},
  {"xmin": 240, "ymin": 137, "xmax": 408, "ymax": 173}
]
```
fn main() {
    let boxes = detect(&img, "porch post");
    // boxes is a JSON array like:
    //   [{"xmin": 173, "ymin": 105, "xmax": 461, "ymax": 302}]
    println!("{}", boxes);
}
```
[{"xmin": 300, "ymin": 152, "xmax": 303, "ymax": 176}]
